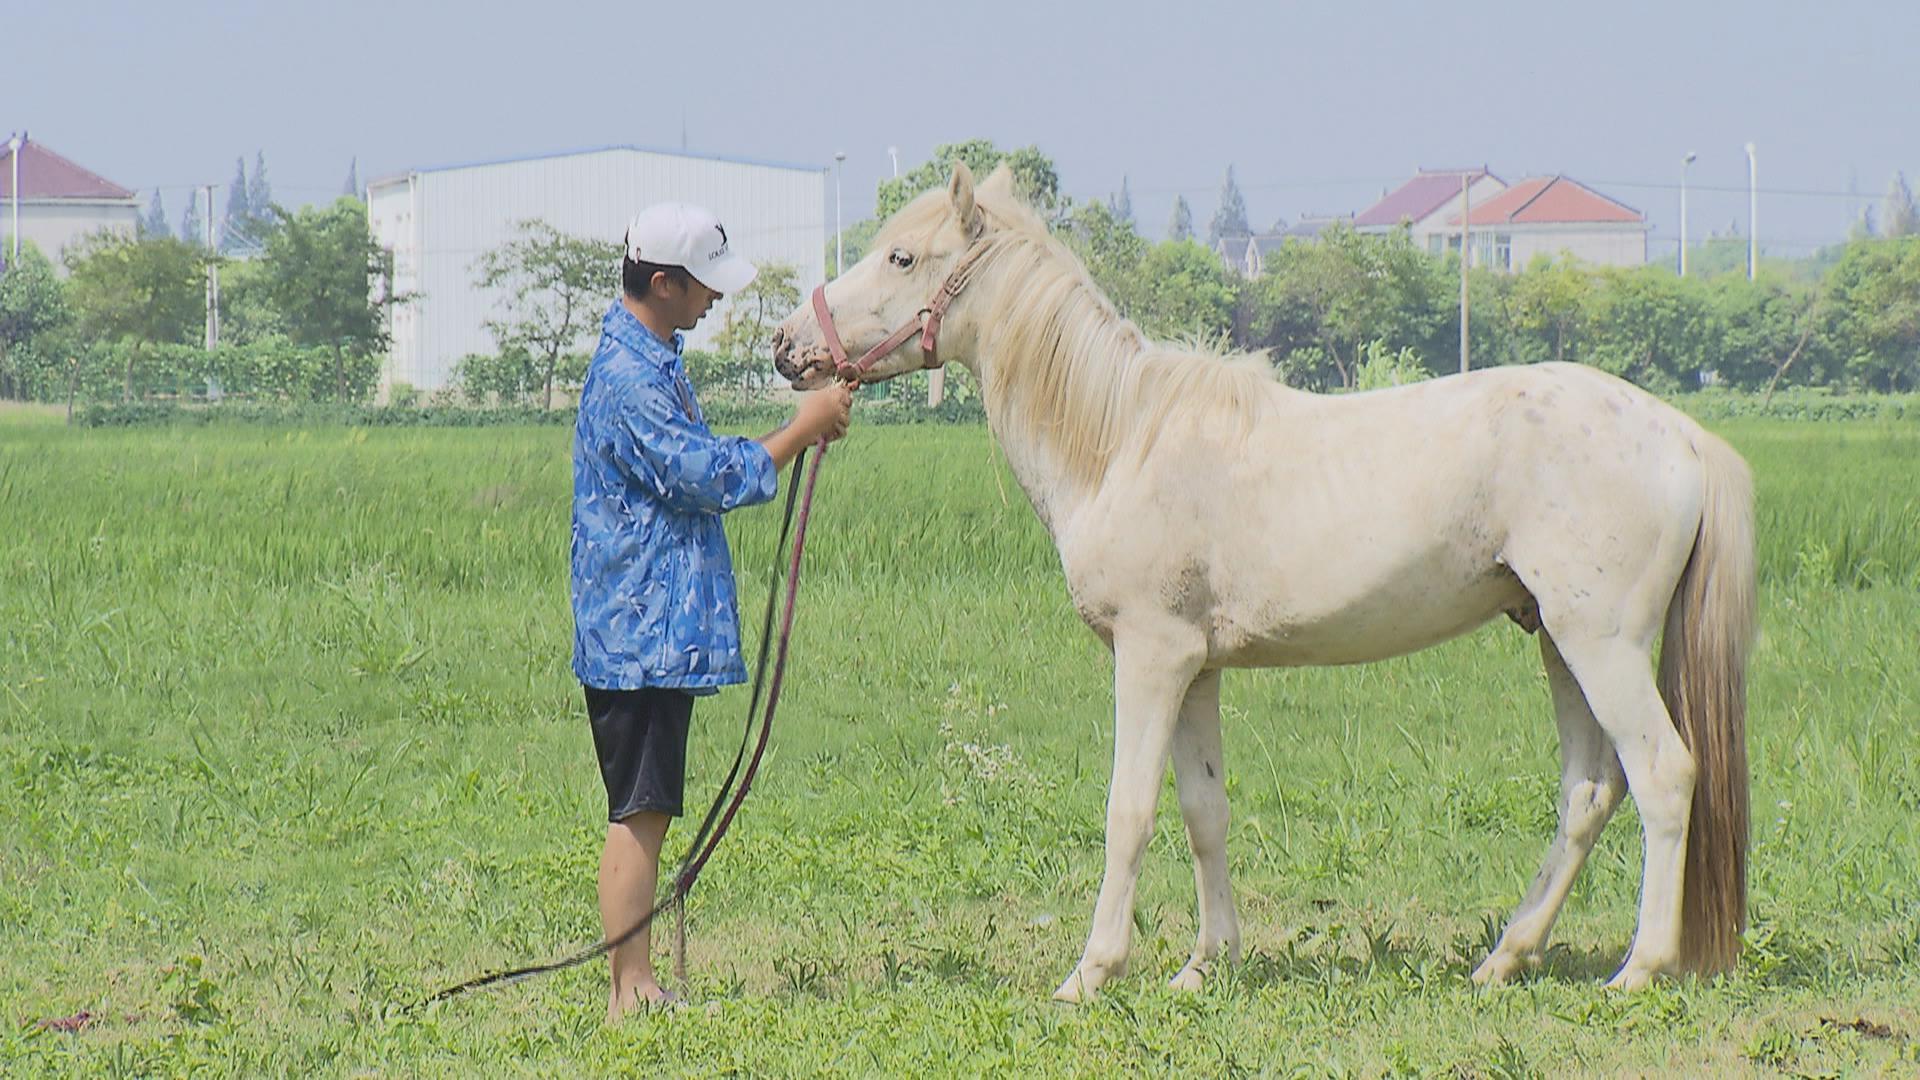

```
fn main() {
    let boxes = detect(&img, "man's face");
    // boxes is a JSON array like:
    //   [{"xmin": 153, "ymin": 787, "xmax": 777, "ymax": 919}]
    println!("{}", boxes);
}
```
[{"xmin": 661, "ymin": 272, "xmax": 723, "ymax": 331}]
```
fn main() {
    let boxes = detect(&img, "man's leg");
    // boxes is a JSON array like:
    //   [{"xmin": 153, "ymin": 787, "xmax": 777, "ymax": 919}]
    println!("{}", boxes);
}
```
[{"xmin": 601, "ymin": 810, "xmax": 671, "ymax": 1019}]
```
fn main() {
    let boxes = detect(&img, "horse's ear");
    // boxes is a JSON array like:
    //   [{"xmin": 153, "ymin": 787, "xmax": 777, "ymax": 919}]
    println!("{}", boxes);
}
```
[
  {"xmin": 949, "ymin": 162, "xmax": 980, "ymax": 235},
  {"xmin": 979, "ymin": 164, "xmax": 1017, "ymax": 201}
]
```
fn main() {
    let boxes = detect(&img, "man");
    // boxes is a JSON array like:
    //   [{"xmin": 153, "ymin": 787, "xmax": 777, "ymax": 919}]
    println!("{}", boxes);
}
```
[{"xmin": 572, "ymin": 202, "xmax": 851, "ymax": 1019}]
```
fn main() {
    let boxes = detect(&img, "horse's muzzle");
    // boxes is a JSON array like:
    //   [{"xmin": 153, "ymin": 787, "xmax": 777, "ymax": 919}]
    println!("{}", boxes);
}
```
[{"xmin": 771, "ymin": 328, "xmax": 834, "ymax": 388}]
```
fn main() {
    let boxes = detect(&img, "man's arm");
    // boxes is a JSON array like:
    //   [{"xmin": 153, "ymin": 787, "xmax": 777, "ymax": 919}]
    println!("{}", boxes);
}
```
[{"xmin": 610, "ymin": 382, "xmax": 779, "ymax": 515}]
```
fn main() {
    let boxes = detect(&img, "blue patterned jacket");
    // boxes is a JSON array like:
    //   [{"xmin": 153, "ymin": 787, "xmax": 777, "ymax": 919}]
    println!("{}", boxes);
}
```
[{"xmin": 571, "ymin": 301, "xmax": 778, "ymax": 691}]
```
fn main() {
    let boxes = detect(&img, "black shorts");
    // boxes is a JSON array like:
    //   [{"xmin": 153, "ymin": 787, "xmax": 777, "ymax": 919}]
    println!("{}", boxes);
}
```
[{"xmin": 584, "ymin": 686, "xmax": 694, "ymax": 822}]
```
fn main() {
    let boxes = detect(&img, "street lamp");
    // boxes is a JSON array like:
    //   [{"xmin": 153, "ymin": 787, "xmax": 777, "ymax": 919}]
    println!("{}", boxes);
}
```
[
  {"xmin": 1745, "ymin": 142, "xmax": 1758, "ymax": 281},
  {"xmin": 833, "ymin": 151, "xmax": 846, "ymax": 278},
  {"xmin": 6, "ymin": 132, "xmax": 22, "ymax": 268},
  {"xmin": 1679, "ymin": 152, "xmax": 1697, "ymax": 277}
]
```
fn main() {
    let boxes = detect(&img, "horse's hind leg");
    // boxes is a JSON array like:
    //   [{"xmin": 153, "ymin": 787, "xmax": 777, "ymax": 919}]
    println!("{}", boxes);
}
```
[
  {"xmin": 1548, "ymin": 632, "xmax": 1696, "ymax": 989},
  {"xmin": 1168, "ymin": 669, "xmax": 1241, "ymax": 992},
  {"xmin": 1473, "ymin": 632, "xmax": 1626, "ymax": 985}
]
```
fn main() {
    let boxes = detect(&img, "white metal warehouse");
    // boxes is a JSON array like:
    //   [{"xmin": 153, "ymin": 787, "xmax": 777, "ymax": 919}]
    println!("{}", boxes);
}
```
[{"xmin": 367, "ymin": 144, "xmax": 827, "ymax": 393}]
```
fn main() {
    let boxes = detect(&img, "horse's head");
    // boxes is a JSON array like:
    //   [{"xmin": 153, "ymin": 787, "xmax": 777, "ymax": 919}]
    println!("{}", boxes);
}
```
[{"xmin": 774, "ymin": 161, "xmax": 1004, "ymax": 389}]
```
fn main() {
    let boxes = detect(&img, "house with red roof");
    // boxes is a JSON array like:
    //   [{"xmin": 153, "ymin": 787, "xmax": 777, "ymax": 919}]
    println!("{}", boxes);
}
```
[
  {"xmin": 1, "ymin": 134, "xmax": 140, "ymax": 272},
  {"xmin": 1443, "ymin": 175, "xmax": 1647, "ymax": 271},
  {"xmin": 1353, "ymin": 167, "xmax": 1508, "ymax": 252}
]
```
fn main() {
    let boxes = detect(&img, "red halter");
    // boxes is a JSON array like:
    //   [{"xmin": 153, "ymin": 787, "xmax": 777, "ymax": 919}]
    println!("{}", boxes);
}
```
[{"xmin": 809, "ymin": 238, "xmax": 994, "ymax": 384}]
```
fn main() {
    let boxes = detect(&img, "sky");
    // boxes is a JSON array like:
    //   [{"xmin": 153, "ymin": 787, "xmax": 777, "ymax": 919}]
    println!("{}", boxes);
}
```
[{"xmin": 6, "ymin": 0, "xmax": 1917, "ymax": 261}]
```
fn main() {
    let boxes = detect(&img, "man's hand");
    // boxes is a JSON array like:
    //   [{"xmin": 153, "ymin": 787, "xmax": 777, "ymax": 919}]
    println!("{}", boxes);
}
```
[
  {"xmin": 792, "ymin": 384, "xmax": 853, "ymax": 445},
  {"xmin": 757, "ymin": 384, "xmax": 854, "ymax": 469}
]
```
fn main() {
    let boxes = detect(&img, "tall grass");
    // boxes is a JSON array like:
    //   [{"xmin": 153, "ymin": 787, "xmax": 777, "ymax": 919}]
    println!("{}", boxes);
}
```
[{"xmin": 2, "ymin": 416, "xmax": 1916, "ymax": 1077}]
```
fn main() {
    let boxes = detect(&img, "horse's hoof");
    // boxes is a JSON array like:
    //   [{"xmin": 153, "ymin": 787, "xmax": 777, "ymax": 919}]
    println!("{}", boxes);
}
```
[
  {"xmin": 1603, "ymin": 964, "xmax": 1657, "ymax": 991},
  {"xmin": 1059, "ymin": 960, "xmax": 1121, "ymax": 1006},
  {"xmin": 1168, "ymin": 963, "xmax": 1207, "ymax": 993},
  {"xmin": 1470, "ymin": 951, "xmax": 1531, "ymax": 986},
  {"xmin": 1052, "ymin": 967, "xmax": 1102, "ymax": 1004}
]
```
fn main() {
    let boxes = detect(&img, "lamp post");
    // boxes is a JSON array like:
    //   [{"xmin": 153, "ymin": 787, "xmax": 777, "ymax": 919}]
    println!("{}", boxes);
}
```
[
  {"xmin": 6, "ymin": 132, "xmax": 22, "ymax": 268},
  {"xmin": 833, "ymin": 151, "xmax": 846, "ymax": 279},
  {"xmin": 1745, "ymin": 142, "xmax": 1758, "ymax": 281},
  {"xmin": 1679, "ymin": 151, "xmax": 1697, "ymax": 277}
]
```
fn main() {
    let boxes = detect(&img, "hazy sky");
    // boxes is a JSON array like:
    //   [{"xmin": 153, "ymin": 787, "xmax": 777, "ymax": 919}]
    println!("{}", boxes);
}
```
[{"xmin": 7, "ymin": 0, "xmax": 1916, "ymax": 259}]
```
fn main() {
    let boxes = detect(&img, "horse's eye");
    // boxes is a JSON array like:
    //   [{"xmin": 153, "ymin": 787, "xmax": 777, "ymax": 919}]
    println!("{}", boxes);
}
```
[{"xmin": 888, "ymin": 249, "xmax": 915, "ymax": 270}]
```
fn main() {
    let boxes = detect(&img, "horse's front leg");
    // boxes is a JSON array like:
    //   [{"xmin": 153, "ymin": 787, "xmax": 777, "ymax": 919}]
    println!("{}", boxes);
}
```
[
  {"xmin": 1168, "ymin": 669, "xmax": 1240, "ymax": 991},
  {"xmin": 1054, "ymin": 623, "xmax": 1205, "ymax": 1004}
]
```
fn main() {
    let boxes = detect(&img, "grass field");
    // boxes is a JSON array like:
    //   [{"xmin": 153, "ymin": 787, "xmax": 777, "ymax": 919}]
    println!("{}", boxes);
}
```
[{"xmin": 3, "ymin": 410, "xmax": 1918, "ymax": 1077}]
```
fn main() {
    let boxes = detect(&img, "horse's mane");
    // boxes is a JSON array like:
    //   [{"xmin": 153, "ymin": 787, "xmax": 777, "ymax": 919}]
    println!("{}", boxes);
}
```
[{"xmin": 879, "ymin": 174, "xmax": 1280, "ymax": 487}]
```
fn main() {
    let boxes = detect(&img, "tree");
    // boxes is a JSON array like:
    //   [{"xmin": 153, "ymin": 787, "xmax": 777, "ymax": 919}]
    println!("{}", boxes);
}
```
[
  {"xmin": 63, "ymin": 232, "xmax": 207, "ymax": 400},
  {"xmin": 214, "ymin": 256, "xmax": 285, "ymax": 346},
  {"xmin": 1066, "ymin": 199, "xmax": 1150, "ymax": 311},
  {"xmin": 1586, "ymin": 267, "xmax": 1712, "ymax": 392},
  {"xmin": 1826, "ymin": 235, "xmax": 1920, "ymax": 391},
  {"xmin": 180, "ymin": 190, "xmax": 205, "ymax": 247},
  {"xmin": 247, "ymin": 151, "xmax": 272, "ymax": 222},
  {"xmin": 0, "ymin": 240, "xmax": 72, "ymax": 400},
  {"xmin": 828, "ymin": 217, "xmax": 882, "ymax": 276},
  {"xmin": 874, "ymin": 139, "xmax": 1063, "ymax": 223},
  {"xmin": 833, "ymin": 139, "xmax": 1067, "ymax": 272},
  {"xmin": 1108, "ymin": 176, "xmax": 1134, "ymax": 226},
  {"xmin": 1240, "ymin": 224, "xmax": 1451, "ymax": 388},
  {"xmin": 1207, "ymin": 165, "xmax": 1250, "ymax": 246},
  {"xmin": 1687, "ymin": 273, "xmax": 1835, "ymax": 394},
  {"xmin": 1132, "ymin": 239, "xmax": 1240, "ymax": 341},
  {"xmin": 1884, "ymin": 172, "xmax": 1919, "ymax": 238},
  {"xmin": 1686, "ymin": 234, "xmax": 1752, "ymax": 279},
  {"xmin": 712, "ymin": 261, "xmax": 801, "ymax": 396},
  {"xmin": 222, "ymin": 157, "xmax": 254, "ymax": 252},
  {"xmin": 257, "ymin": 197, "xmax": 397, "ymax": 402},
  {"xmin": 140, "ymin": 191, "xmax": 168, "ymax": 240},
  {"xmin": 1351, "ymin": 339, "xmax": 1433, "ymax": 390},
  {"xmin": 1508, "ymin": 255, "xmax": 1593, "ymax": 364},
  {"xmin": 1065, "ymin": 198, "xmax": 1239, "ymax": 342},
  {"xmin": 1850, "ymin": 205, "xmax": 1878, "ymax": 242},
  {"xmin": 472, "ymin": 219, "xmax": 617, "ymax": 407},
  {"xmin": 343, "ymin": 157, "xmax": 359, "ymax": 197},
  {"xmin": 1167, "ymin": 195, "xmax": 1194, "ymax": 243}
]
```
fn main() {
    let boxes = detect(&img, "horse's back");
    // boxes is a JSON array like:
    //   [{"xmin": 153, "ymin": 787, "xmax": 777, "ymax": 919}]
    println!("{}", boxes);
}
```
[{"xmin": 1068, "ymin": 362, "xmax": 1724, "ymax": 667}]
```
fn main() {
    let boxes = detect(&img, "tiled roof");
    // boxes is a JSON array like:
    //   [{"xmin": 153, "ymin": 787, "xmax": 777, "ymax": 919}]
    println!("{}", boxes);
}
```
[
  {"xmin": 0, "ymin": 137, "xmax": 136, "ymax": 200},
  {"xmin": 1283, "ymin": 214, "xmax": 1349, "ymax": 239},
  {"xmin": 369, "ymin": 142, "xmax": 825, "ymax": 188},
  {"xmin": 1453, "ymin": 175, "xmax": 1643, "ymax": 226},
  {"xmin": 1353, "ymin": 168, "xmax": 1496, "ymax": 227}
]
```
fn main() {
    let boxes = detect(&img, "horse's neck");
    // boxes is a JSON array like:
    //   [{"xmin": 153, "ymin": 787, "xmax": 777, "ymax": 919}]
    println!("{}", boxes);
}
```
[
  {"xmin": 976, "ymin": 393, "xmax": 1088, "ymax": 539},
  {"xmin": 961, "ymin": 273, "xmax": 1149, "ymax": 540}
]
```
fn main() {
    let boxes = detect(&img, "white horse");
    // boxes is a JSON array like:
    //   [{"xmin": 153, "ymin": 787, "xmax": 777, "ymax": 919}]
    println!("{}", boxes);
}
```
[{"xmin": 773, "ymin": 163, "xmax": 1755, "ymax": 1001}]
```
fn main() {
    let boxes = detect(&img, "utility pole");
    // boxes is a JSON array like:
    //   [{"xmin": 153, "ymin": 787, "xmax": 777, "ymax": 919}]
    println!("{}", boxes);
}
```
[
  {"xmin": 1680, "ymin": 152, "xmax": 1697, "ymax": 276},
  {"xmin": 1745, "ymin": 142, "xmax": 1758, "ymax": 281},
  {"xmin": 6, "ymin": 132, "xmax": 23, "ymax": 268},
  {"xmin": 1458, "ymin": 174, "xmax": 1470, "ymax": 375},
  {"xmin": 833, "ymin": 151, "xmax": 846, "ymax": 278},
  {"xmin": 203, "ymin": 184, "xmax": 219, "ymax": 349}
]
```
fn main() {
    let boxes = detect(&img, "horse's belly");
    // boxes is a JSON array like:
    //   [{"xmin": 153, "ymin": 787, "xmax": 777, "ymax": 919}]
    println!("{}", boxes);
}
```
[{"xmin": 1212, "ymin": 565, "xmax": 1528, "ymax": 667}]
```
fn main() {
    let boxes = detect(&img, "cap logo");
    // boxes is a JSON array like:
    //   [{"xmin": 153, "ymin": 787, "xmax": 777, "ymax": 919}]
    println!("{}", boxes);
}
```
[{"xmin": 704, "ymin": 223, "xmax": 729, "ymax": 261}]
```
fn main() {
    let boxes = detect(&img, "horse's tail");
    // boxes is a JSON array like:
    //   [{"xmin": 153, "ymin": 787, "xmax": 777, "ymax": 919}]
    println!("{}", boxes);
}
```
[{"xmin": 1659, "ymin": 429, "xmax": 1757, "ymax": 976}]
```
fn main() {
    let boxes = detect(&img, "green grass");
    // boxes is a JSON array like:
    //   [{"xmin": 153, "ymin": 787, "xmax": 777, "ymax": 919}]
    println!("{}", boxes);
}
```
[{"xmin": 2, "ymin": 415, "xmax": 1917, "ymax": 1077}]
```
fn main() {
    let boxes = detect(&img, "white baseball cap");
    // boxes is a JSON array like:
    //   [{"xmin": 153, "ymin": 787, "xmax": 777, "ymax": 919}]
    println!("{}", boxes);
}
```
[{"xmin": 624, "ymin": 202, "xmax": 757, "ymax": 294}]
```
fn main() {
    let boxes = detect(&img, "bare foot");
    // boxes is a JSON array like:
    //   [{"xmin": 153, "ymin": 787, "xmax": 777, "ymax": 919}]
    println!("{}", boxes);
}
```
[{"xmin": 607, "ymin": 981, "xmax": 677, "ymax": 1021}]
